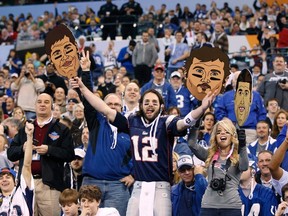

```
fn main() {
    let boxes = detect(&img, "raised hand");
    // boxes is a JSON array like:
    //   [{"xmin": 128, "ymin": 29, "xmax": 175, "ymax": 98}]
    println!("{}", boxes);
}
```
[
  {"xmin": 25, "ymin": 122, "xmax": 34, "ymax": 137},
  {"xmin": 80, "ymin": 50, "xmax": 91, "ymax": 71},
  {"xmin": 70, "ymin": 77, "xmax": 85, "ymax": 90},
  {"xmin": 201, "ymin": 90, "xmax": 217, "ymax": 111}
]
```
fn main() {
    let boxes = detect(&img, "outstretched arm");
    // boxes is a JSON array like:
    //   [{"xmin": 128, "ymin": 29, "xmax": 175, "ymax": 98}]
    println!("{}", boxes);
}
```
[
  {"xmin": 268, "ymin": 123, "xmax": 288, "ymax": 180},
  {"xmin": 176, "ymin": 90, "xmax": 216, "ymax": 131},
  {"xmin": 22, "ymin": 122, "xmax": 34, "ymax": 189},
  {"xmin": 70, "ymin": 50, "xmax": 117, "ymax": 122}
]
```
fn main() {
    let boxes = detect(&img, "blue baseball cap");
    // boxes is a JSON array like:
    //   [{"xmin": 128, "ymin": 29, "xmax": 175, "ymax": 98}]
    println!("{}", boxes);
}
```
[{"xmin": 0, "ymin": 167, "xmax": 16, "ymax": 179}]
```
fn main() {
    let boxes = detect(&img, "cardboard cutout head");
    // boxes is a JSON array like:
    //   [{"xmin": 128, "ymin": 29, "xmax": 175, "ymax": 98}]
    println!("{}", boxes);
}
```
[
  {"xmin": 234, "ymin": 69, "xmax": 252, "ymax": 126},
  {"xmin": 185, "ymin": 46, "xmax": 230, "ymax": 100},
  {"xmin": 44, "ymin": 24, "xmax": 79, "ymax": 79}
]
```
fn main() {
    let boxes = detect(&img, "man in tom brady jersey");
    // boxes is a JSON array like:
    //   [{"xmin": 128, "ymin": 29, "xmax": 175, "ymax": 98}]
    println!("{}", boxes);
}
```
[
  {"xmin": 170, "ymin": 70, "xmax": 198, "ymax": 117},
  {"xmin": 71, "ymin": 62, "xmax": 215, "ymax": 216}
]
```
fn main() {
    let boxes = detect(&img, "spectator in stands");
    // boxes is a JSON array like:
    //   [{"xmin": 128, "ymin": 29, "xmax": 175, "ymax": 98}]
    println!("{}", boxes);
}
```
[
  {"xmin": 53, "ymin": 87, "xmax": 67, "ymax": 114},
  {"xmin": 215, "ymin": 71, "xmax": 267, "ymax": 144},
  {"xmin": 79, "ymin": 185, "xmax": 120, "ymax": 216},
  {"xmin": 239, "ymin": 159, "xmax": 278, "ymax": 216},
  {"xmin": 79, "ymin": 66, "xmax": 133, "ymax": 216},
  {"xmin": 248, "ymin": 121, "xmax": 277, "ymax": 158},
  {"xmin": 271, "ymin": 109, "xmax": 288, "ymax": 139},
  {"xmin": 122, "ymin": 81, "xmax": 140, "ymax": 118},
  {"xmin": 1, "ymin": 117, "xmax": 22, "ymax": 142},
  {"xmin": 0, "ymin": 123, "xmax": 34, "ymax": 215},
  {"xmin": 197, "ymin": 112, "xmax": 216, "ymax": 149},
  {"xmin": 171, "ymin": 155, "xmax": 207, "ymax": 216},
  {"xmin": 132, "ymin": 31, "xmax": 158, "ymax": 87},
  {"xmin": 119, "ymin": 0, "xmax": 143, "ymax": 39},
  {"xmin": 12, "ymin": 106, "xmax": 26, "ymax": 128},
  {"xmin": 59, "ymin": 188, "xmax": 79, "ymax": 216},
  {"xmin": 62, "ymin": 98, "xmax": 78, "ymax": 121},
  {"xmin": 8, "ymin": 93, "xmax": 75, "ymax": 216},
  {"xmin": 258, "ymin": 54, "xmax": 288, "ymax": 110},
  {"xmin": 2, "ymin": 96, "xmax": 15, "ymax": 118},
  {"xmin": 181, "ymin": 6, "xmax": 194, "ymax": 21},
  {"xmin": 117, "ymin": 40, "xmax": 136, "ymax": 79},
  {"xmin": 189, "ymin": 118, "xmax": 248, "ymax": 215},
  {"xmin": 255, "ymin": 150, "xmax": 281, "ymax": 204},
  {"xmin": 97, "ymin": 69, "xmax": 116, "ymax": 98},
  {"xmin": 165, "ymin": 31, "xmax": 189, "ymax": 78},
  {"xmin": 0, "ymin": 28, "xmax": 14, "ymax": 45},
  {"xmin": 141, "ymin": 63, "xmax": 177, "ymax": 110},
  {"xmin": 98, "ymin": 0, "xmax": 118, "ymax": 40},
  {"xmin": 210, "ymin": 21, "xmax": 229, "ymax": 54},
  {"xmin": 169, "ymin": 70, "xmax": 198, "ymax": 117},
  {"xmin": 64, "ymin": 148, "xmax": 85, "ymax": 191},
  {"xmin": 103, "ymin": 41, "xmax": 117, "ymax": 69},
  {"xmin": 265, "ymin": 98, "xmax": 279, "ymax": 129},
  {"xmin": 11, "ymin": 63, "xmax": 45, "ymax": 120},
  {"xmin": 5, "ymin": 49, "xmax": 22, "ymax": 75}
]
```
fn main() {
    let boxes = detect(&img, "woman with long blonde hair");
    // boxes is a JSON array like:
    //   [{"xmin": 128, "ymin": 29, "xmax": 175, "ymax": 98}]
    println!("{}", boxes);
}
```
[{"xmin": 189, "ymin": 118, "xmax": 248, "ymax": 216}]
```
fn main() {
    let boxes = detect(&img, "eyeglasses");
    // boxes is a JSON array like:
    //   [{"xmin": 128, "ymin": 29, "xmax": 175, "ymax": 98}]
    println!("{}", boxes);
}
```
[{"xmin": 106, "ymin": 102, "xmax": 122, "ymax": 108}]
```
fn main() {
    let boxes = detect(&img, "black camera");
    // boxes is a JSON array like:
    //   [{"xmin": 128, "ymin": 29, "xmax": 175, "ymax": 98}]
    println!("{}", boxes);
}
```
[
  {"xmin": 210, "ymin": 178, "xmax": 226, "ymax": 191},
  {"xmin": 278, "ymin": 79, "xmax": 287, "ymax": 84},
  {"xmin": 24, "ymin": 71, "xmax": 30, "ymax": 77},
  {"xmin": 2, "ymin": 125, "xmax": 9, "ymax": 136}
]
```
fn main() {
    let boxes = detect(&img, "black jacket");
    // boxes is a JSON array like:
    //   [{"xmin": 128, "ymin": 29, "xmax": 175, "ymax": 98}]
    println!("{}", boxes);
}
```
[{"xmin": 7, "ymin": 118, "xmax": 75, "ymax": 191}]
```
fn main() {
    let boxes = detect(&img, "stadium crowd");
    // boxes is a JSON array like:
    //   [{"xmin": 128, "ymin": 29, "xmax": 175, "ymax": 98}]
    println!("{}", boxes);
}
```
[{"xmin": 0, "ymin": 0, "xmax": 288, "ymax": 215}]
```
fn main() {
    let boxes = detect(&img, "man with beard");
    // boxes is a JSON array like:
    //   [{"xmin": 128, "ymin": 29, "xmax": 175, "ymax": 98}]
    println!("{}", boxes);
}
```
[
  {"xmin": 70, "ymin": 51, "xmax": 215, "ymax": 216},
  {"xmin": 64, "ymin": 148, "xmax": 85, "ymax": 190},
  {"xmin": 81, "ymin": 126, "xmax": 89, "ymax": 151}
]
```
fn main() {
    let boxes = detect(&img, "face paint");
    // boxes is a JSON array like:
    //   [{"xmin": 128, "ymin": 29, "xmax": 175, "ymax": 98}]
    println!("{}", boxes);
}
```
[
  {"xmin": 50, "ymin": 35, "xmax": 79, "ymax": 78},
  {"xmin": 234, "ymin": 81, "xmax": 251, "ymax": 126},
  {"xmin": 187, "ymin": 58, "xmax": 224, "ymax": 100}
]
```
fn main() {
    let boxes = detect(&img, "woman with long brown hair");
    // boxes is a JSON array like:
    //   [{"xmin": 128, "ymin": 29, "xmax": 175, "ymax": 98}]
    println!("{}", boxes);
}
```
[
  {"xmin": 189, "ymin": 118, "xmax": 248, "ymax": 215},
  {"xmin": 271, "ymin": 109, "xmax": 288, "ymax": 139}
]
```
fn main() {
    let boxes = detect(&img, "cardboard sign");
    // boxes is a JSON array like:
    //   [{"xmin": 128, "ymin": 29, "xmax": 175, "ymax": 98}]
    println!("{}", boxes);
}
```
[
  {"xmin": 185, "ymin": 46, "xmax": 230, "ymax": 101},
  {"xmin": 234, "ymin": 69, "xmax": 253, "ymax": 126},
  {"xmin": 44, "ymin": 24, "xmax": 79, "ymax": 79}
]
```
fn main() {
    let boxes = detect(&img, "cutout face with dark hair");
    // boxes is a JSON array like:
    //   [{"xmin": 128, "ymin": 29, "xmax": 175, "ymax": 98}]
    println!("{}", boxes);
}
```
[
  {"xmin": 185, "ymin": 46, "xmax": 230, "ymax": 101},
  {"xmin": 235, "ymin": 82, "xmax": 251, "ymax": 126},
  {"xmin": 45, "ymin": 24, "xmax": 79, "ymax": 79}
]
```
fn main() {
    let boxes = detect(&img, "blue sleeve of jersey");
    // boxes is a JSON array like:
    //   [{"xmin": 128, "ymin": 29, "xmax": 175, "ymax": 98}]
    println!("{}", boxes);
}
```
[
  {"xmin": 23, "ymin": 187, "xmax": 34, "ymax": 216},
  {"xmin": 194, "ymin": 174, "xmax": 208, "ymax": 196},
  {"xmin": 167, "ymin": 116, "xmax": 187, "ymax": 137},
  {"xmin": 254, "ymin": 92, "xmax": 267, "ymax": 121},
  {"xmin": 214, "ymin": 94, "xmax": 227, "ymax": 121}
]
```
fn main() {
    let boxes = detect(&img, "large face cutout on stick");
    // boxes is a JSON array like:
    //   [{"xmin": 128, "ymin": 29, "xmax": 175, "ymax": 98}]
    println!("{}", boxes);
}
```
[
  {"xmin": 185, "ymin": 46, "xmax": 230, "ymax": 101},
  {"xmin": 44, "ymin": 24, "xmax": 79, "ymax": 79},
  {"xmin": 234, "ymin": 69, "xmax": 252, "ymax": 126}
]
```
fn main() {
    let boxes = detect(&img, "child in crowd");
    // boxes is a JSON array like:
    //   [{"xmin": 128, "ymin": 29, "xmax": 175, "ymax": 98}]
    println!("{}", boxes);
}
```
[{"xmin": 59, "ymin": 188, "xmax": 80, "ymax": 216}]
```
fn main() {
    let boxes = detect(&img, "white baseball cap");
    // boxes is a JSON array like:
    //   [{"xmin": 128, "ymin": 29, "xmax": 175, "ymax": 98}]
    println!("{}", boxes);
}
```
[
  {"xmin": 170, "ymin": 71, "xmax": 181, "ymax": 79},
  {"xmin": 74, "ymin": 148, "xmax": 86, "ymax": 159},
  {"xmin": 177, "ymin": 155, "xmax": 194, "ymax": 169}
]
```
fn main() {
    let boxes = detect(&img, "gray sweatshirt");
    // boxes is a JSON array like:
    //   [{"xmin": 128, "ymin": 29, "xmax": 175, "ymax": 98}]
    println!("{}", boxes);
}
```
[
  {"xmin": 189, "ymin": 140, "xmax": 249, "ymax": 209},
  {"xmin": 132, "ymin": 42, "xmax": 158, "ymax": 67}
]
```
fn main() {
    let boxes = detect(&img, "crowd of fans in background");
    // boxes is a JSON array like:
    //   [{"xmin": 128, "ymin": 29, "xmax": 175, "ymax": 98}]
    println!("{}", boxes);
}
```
[{"xmin": 0, "ymin": 0, "xmax": 288, "ymax": 215}]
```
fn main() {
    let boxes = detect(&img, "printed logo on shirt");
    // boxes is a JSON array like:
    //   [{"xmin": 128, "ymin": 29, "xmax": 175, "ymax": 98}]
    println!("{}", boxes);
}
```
[{"xmin": 48, "ymin": 132, "xmax": 60, "ymax": 141}]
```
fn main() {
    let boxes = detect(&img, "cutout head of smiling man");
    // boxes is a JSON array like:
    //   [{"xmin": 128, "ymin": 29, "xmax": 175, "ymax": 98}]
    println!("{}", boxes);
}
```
[
  {"xmin": 45, "ymin": 24, "xmax": 79, "ymax": 79},
  {"xmin": 185, "ymin": 46, "xmax": 230, "ymax": 101}
]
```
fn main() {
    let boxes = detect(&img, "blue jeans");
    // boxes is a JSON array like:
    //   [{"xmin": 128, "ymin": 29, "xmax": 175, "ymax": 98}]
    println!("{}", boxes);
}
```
[
  {"xmin": 200, "ymin": 208, "xmax": 242, "ymax": 216},
  {"xmin": 82, "ymin": 177, "xmax": 130, "ymax": 216},
  {"xmin": 126, "ymin": 181, "xmax": 171, "ymax": 216}
]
